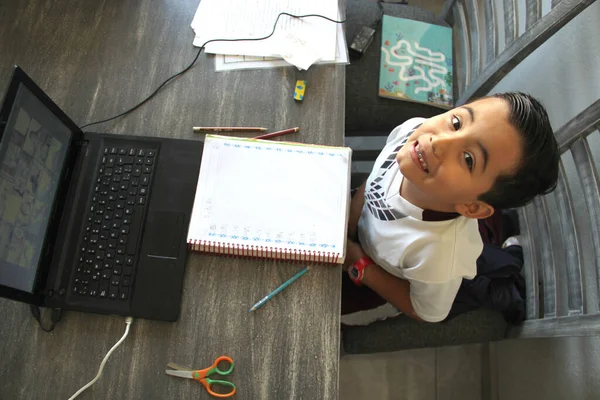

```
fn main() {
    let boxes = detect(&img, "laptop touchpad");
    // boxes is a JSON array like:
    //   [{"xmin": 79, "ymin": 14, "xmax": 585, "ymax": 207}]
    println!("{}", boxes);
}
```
[{"xmin": 145, "ymin": 211, "xmax": 184, "ymax": 259}]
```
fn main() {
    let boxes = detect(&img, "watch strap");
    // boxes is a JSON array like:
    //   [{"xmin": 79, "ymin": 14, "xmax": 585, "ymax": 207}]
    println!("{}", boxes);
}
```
[{"xmin": 348, "ymin": 256, "xmax": 373, "ymax": 285}]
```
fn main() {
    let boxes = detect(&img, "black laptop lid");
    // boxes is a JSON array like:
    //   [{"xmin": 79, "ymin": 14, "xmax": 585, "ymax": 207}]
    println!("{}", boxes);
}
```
[{"xmin": 0, "ymin": 66, "xmax": 82, "ymax": 304}]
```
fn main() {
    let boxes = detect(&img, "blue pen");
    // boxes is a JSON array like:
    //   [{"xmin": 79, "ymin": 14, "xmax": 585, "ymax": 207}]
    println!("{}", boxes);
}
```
[{"xmin": 249, "ymin": 266, "xmax": 311, "ymax": 312}]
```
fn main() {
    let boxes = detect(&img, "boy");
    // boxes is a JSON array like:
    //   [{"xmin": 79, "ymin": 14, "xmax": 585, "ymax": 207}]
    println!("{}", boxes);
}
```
[{"xmin": 342, "ymin": 92, "xmax": 559, "ymax": 325}]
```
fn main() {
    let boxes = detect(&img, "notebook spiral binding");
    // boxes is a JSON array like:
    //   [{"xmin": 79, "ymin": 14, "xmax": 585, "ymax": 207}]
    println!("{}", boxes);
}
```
[{"xmin": 187, "ymin": 240, "xmax": 340, "ymax": 264}]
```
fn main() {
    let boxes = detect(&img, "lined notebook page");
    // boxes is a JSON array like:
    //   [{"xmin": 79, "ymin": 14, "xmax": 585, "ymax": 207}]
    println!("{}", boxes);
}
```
[{"xmin": 187, "ymin": 135, "xmax": 351, "ymax": 263}]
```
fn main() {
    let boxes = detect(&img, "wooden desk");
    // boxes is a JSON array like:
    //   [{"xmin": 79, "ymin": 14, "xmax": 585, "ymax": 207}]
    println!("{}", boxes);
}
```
[{"xmin": 0, "ymin": 1, "xmax": 344, "ymax": 399}]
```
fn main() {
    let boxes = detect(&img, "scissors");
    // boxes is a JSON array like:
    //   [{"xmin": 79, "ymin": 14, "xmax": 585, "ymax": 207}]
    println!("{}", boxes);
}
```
[{"xmin": 166, "ymin": 356, "xmax": 237, "ymax": 398}]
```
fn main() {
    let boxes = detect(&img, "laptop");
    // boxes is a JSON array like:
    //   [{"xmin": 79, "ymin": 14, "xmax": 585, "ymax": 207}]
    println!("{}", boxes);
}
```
[{"xmin": 0, "ymin": 66, "xmax": 203, "ymax": 321}]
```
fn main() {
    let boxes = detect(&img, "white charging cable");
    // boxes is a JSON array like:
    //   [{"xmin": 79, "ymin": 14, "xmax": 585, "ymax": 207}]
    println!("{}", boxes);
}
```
[{"xmin": 68, "ymin": 316, "xmax": 134, "ymax": 400}]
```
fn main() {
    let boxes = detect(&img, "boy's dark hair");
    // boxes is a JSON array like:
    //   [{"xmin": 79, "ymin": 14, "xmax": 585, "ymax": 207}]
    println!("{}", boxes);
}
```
[{"xmin": 478, "ymin": 92, "xmax": 560, "ymax": 210}]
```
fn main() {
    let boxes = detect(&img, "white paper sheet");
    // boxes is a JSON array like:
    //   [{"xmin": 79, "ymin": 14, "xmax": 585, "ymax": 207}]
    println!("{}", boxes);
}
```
[
  {"xmin": 214, "ymin": 15, "xmax": 348, "ymax": 72},
  {"xmin": 191, "ymin": 0, "xmax": 338, "ymax": 60}
]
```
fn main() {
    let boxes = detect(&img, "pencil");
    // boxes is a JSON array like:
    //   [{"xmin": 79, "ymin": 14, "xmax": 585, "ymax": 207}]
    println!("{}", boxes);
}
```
[
  {"xmin": 249, "ymin": 266, "xmax": 310, "ymax": 312},
  {"xmin": 253, "ymin": 127, "xmax": 299, "ymax": 140},
  {"xmin": 193, "ymin": 127, "xmax": 267, "ymax": 133}
]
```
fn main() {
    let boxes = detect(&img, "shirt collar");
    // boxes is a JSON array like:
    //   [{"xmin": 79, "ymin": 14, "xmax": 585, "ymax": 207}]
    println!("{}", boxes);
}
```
[{"xmin": 421, "ymin": 209, "xmax": 461, "ymax": 221}]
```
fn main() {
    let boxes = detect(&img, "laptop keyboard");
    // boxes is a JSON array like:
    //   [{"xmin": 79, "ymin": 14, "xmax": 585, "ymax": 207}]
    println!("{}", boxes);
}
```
[{"xmin": 71, "ymin": 146, "xmax": 156, "ymax": 301}]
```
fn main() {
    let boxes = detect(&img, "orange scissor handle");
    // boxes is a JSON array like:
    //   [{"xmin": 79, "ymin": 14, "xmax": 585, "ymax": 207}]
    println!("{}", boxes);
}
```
[
  {"xmin": 194, "ymin": 356, "xmax": 234, "ymax": 379},
  {"xmin": 198, "ymin": 378, "xmax": 237, "ymax": 398},
  {"xmin": 193, "ymin": 356, "xmax": 236, "ymax": 398}
]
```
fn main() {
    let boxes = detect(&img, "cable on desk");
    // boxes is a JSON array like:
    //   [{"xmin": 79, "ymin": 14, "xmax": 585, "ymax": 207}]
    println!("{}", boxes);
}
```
[
  {"xmin": 79, "ymin": 12, "xmax": 346, "ymax": 130},
  {"xmin": 68, "ymin": 317, "xmax": 134, "ymax": 400}
]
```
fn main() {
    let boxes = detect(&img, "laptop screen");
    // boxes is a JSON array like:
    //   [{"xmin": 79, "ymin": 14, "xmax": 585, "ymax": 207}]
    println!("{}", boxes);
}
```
[{"xmin": 0, "ymin": 83, "xmax": 72, "ymax": 293}]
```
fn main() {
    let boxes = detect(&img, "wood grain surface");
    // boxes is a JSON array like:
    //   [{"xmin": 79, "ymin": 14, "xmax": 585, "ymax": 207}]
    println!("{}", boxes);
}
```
[{"xmin": 0, "ymin": 1, "xmax": 344, "ymax": 399}]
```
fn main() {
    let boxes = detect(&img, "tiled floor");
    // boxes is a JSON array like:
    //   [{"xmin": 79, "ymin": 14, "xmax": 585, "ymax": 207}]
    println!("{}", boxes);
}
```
[
  {"xmin": 492, "ymin": 336, "xmax": 600, "ymax": 400},
  {"xmin": 340, "ymin": 337, "xmax": 600, "ymax": 400},
  {"xmin": 340, "ymin": 344, "xmax": 484, "ymax": 400}
]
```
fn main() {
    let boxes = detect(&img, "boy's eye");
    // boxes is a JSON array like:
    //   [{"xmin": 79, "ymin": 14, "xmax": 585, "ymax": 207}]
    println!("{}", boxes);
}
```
[
  {"xmin": 451, "ymin": 116, "xmax": 461, "ymax": 130},
  {"xmin": 464, "ymin": 152, "xmax": 474, "ymax": 171}
]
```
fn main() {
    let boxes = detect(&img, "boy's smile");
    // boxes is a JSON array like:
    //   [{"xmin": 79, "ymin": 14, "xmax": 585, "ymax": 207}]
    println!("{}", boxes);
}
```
[
  {"xmin": 411, "ymin": 140, "xmax": 430, "ymax": 173},
  {"xmin": 396, "ymin": 97, "xmax": 523, "ymax": 217}
]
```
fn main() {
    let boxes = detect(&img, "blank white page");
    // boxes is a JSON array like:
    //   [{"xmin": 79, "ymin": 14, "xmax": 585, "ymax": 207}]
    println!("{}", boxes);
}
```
[{"xmin": 188, "ymin": 135, "xmax": 351, "ymax": 260}]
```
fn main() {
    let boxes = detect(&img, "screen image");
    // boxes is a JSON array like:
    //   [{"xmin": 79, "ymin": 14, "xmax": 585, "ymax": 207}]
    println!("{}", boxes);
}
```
[{"xmin": 0, "ymin": 84, "xmax": 71, "ymax": 293}]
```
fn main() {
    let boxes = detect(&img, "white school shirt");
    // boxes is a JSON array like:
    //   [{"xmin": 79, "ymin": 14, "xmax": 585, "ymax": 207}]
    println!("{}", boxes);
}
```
[{"xmin": 354, "ymin": 118, "xmax": 483, "ymax": 323}]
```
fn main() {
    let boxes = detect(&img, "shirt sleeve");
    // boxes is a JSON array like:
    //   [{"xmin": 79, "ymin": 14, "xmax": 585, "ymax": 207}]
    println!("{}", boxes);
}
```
[{"xmin": 409, "ymin": 278, "xmax": 462, "ymax": 322}]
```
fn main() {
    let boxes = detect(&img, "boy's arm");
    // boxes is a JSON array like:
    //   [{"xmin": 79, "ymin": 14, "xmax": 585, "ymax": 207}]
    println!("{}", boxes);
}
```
[
  {"xmin": 348, "ymin": 180, "xmax": 366, "ymax": 240},
  {"xmin": 344, "ymin": 239, "xmax": 424, "ymax": 322}
]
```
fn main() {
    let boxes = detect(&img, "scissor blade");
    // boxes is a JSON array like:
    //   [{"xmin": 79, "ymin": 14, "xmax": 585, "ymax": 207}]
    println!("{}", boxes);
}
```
[
  {"xmin": 166, "ymin": 362, "xmax": 193, "ymax": 371},
  {"xmin": 166, "ymin": 370, "xmax": 194, "ymax": 379}
]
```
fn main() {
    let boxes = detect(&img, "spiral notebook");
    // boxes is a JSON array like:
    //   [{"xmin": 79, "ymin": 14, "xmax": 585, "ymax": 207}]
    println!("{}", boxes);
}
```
[{"xmin": 187, "ymin": 135, "xmax": 351, "ymax": 264}]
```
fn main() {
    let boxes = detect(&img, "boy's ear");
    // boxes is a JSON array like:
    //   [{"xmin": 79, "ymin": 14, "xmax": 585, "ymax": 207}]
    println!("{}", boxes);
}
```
[{"xmin": 455, "ymin": 201, "xmax": 495, "ymax": 219}]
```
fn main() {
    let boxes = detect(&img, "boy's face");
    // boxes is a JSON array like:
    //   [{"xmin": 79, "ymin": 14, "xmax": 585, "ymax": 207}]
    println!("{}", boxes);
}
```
[{"xmin": 396, "ymin": 97, "xmax": 522, "ymax": 217}]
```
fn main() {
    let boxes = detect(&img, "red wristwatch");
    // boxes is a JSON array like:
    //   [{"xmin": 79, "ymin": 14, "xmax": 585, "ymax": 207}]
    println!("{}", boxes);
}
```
[{"xmin": 348, "ymin": 256, "xmax": 374, "ymax": 286}]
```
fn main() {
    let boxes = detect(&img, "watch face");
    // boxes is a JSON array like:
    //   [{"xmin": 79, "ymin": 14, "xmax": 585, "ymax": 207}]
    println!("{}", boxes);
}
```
[{"xmin": 349, "ymin": 266, "xmax": 359, "ymax": 279}]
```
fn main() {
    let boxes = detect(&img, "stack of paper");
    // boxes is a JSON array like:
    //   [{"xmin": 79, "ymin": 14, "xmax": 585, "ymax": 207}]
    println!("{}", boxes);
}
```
[{"xmin": 190, "ymin": 0, "xmax": 348, "ymax": 71}]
